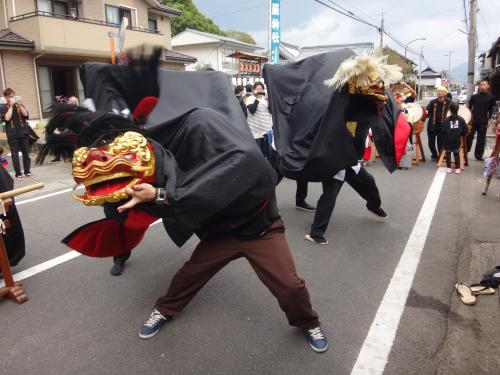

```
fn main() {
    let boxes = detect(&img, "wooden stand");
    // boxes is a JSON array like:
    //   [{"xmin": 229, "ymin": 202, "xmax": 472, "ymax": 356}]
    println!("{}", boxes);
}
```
[
  {"xmin": 412, "ymin": 132, "xmax": 426, "ymax": 165},
  {"xmin": 437, "ymin": 136, "xmax": 468, "ymax": 169},
  {"xmin": 0, "ymin": 182, "xmax": 44, "ymax": 305},
  {"xmin": 0, "ymin": 199, "xmax": 28, "ymax": 304}
]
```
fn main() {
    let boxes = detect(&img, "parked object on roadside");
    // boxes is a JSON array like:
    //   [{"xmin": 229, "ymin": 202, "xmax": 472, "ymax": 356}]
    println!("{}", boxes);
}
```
[
  {"xmin": 455, "ymin": 283, "xmax": 476, "ymax": 305},
  {"xmin": 469, "ymin": 284, "xmax": 496, "ymax": 295}
]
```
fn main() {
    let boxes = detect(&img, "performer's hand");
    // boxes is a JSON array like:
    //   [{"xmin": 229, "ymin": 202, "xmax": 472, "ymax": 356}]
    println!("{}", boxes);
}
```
[{"xmin": 117, "ymin": 183, "xmax": 156, "ymax": 213}]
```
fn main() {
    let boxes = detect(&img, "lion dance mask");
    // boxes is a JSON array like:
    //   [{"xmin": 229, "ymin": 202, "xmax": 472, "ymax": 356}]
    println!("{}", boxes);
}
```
[{"xmin": 72, "ymin": 132, "xmax": 155, "ymax": 206}]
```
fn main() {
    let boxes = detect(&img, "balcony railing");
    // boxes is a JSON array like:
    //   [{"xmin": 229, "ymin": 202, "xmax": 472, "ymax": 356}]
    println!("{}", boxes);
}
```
[{"xmin": 10, "ymin": 11, "xmax": 162, "ymax": 34}]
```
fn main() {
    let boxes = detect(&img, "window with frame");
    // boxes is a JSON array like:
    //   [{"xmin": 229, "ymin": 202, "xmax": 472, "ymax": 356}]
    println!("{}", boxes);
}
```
[
  {"xmin": 37, "ymin": 0, "xmax": 78, "ymax": 17},
  {"xmin": 105, "ymin": 5, "xmax": 132, "ymax": 27},
  {"xmin": 148, "ymin": 17, "xmax": 158, "ymax": 31}
]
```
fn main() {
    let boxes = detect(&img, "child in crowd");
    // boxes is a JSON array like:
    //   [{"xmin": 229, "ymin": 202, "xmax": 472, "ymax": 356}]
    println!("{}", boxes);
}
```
[{"xmin": 443, "ymin": 102, "xmax": 467, "ymax": 174}]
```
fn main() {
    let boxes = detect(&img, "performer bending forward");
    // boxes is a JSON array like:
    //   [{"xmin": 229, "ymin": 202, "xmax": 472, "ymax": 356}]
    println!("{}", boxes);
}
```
[
  {"xmin": 118, "ymin": 181, "xmax": 327, "ymax": 353},
  {"xmin": 40, "ymin": 103, "xmax": 328, "ymax": 352}
]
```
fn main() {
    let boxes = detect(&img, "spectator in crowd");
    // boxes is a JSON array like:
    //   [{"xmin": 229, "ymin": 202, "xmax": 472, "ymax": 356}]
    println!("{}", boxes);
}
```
[
  {"xmin": 234, "ymin": 85, "xmax": 247, "ymax": 118},
  {"xmin": 244, "ymin": 84, "xmax": 253, "ymax": 103},
  {"xmin": 68, "ymin": 96, "xmax": 79, "ymax": 105},
  {"xmin": 467, "ymin": 79, "xmax": 496, "ymax": 161},
  {"xmin": 246, "ymin": 82, "xmax": 273, "ymax": 148},
  {"xmin": 443, "ymin": 102, "xmax": 467, "ymax": 174},
  {"xmin": 0, "ymin": 88, "xmax": 32, "ymax": 180},
  {"xmin": 426, "ymin": 86, "xmax": 451, "ymax": 161}
]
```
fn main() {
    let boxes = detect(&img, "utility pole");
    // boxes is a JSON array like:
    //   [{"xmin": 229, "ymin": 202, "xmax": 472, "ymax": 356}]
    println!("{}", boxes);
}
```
[
  {"xmin": 418, "ymin": 45, "xmax": 423, "ymax": 100},
  {"xmin": 466, "ymin": 0, "xmax": 477, "ymax": 101},
  {"xmin": 379, "ymin": 9, "xmax": 384, "ymax": 49}
]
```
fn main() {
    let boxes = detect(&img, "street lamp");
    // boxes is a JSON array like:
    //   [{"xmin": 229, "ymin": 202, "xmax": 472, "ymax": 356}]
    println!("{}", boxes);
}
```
[{"xmin": 404, "ymin": 38, "xmax": 426, "ymax": 59}]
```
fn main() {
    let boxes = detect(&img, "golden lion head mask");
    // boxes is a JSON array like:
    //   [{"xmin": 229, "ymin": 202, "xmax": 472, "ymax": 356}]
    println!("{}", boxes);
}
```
[{"xmin": 72, "ymin": 132, "xmax": 155, "ymax": 206}]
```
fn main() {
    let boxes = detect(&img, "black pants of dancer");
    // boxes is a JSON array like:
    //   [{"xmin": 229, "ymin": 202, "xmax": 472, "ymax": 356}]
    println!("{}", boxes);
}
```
[
  {"xmin": 310, "ymin": 167, "xmax": 381, "ymax": 238},
  {"xmin": 8, "ymin": 136, "xmax": 30, "ymax": 176},
  {"xmin": 155, "ymin": 219, "xmax": 320, "ymax": 330},
  {"xmin": 114, "ymin": 252, "xmax": 131, "ymax": 264},
  {"xmin": 445, "ymin": 150, "xmax": 460, "ymax": 169},
  {"xmin": 295, "ymin": 180, "xmax": 308, "ymax": 204},
  {"xmin": 466, "ymin": 122, "xmax": 487, "ymax": 160},
  {"xmin": 427, "ymin": 128, "xmax": 443, "ymax": 160}
]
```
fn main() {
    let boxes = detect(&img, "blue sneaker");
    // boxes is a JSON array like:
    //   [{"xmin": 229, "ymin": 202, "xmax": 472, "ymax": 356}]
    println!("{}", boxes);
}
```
[
  {"xmin": 139, "ymin": 308, "xmax": 170, "ymax": 339},
  {"xmin": 304, "ymin": 327, "xmax": 328, "ymax": 353}
]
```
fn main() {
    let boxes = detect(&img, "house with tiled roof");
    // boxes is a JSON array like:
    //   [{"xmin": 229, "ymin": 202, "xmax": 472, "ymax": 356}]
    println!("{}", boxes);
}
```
[{"xmin": 0, "ymin": 0, "xmax": 196, "ymax": 119}]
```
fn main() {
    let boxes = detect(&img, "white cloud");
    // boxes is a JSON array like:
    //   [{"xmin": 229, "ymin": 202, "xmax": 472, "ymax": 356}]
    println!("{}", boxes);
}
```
[{"xmin": 248, "ymin": 0, "xmax": 498, "ymax": 80}]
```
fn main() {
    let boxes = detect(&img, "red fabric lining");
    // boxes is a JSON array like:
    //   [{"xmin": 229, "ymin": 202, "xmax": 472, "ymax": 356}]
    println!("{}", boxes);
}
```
[
  {"xmin": 63, "ymin": 209, "xmax": 159, "ymax": 257},
  {"xmin": 394, "ymin": 112, "xmax": 411, "ymax": 166},
  {"xmin": 133, "ymin": 96, "xmax": 159, "ymax": 122}
]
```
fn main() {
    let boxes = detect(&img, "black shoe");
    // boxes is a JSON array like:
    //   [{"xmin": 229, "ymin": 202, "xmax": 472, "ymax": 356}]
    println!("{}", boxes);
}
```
[
  {"xmin": 431, "ymin": 156, "xmax": 437, "ymax": 162},
  {"xmin": 304, "ymin": 234, "xmax": 328, "ymax": 245},
  {"xmin": 475, "ymin": 157, "xmax": 484, "ymax": 162},
  {"xmin": 367, "ymin": 207, "xmax": 388, "ymax": 220},
  {"xmin": 49, "ymin": 158, "xmax": 60, "ymax": 163},
  {"xmin": 296, "ymin": 201, "xmax": 316, "ymax": 212},
  {"xmin": 110, "ymin": 262, "xmax": 125, "ymax": 276}
]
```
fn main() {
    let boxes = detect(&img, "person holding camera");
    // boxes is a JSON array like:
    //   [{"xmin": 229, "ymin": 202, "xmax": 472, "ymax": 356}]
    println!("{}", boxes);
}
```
[
  {"xmin": 0, "ymin": 88, "xmax": 32, "ymax": 179},
  {"xmin": 246, "ymin": 82, "xmax": 279, "ymax": 176},
  {"xmin": 246, "ymin": 81, "xmax": 273, "ymax": 139}
]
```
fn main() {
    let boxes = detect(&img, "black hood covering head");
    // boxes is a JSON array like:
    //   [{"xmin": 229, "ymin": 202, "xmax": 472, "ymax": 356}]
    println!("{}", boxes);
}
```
[
  {"xmin": 79, "ymin": 46, "xmax": 162, "ymax": 114},
  {"xmin": 39, "ymin": 46, "xmax": 277, "ymax": 248},
  {"xmin": 36, "ymin": 105, "xmax": 141, "ymax": 164},
  {"xmin": 264, "ymin": 49, "xmax": 401, "ymax": 182}
]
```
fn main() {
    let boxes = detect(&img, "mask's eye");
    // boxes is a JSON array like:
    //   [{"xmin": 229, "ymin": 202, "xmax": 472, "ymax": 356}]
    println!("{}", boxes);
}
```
[{"xmin": 124, "ymin": 153, "xmax": 134, "ymax": 160}]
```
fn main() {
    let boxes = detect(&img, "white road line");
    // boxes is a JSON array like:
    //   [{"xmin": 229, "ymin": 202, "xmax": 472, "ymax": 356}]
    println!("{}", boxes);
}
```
[
  {"xmin": 0, "ymin": 219, "xmax": 162, "ymax": 287},
  {"xmin": 351, "ymin": 168, "xmax": 447, "ymax": 375},
  {"xmin": 0, "ymin": 251, "xmax": 80, "ymax": 288},
  {"xmin": 16, "ymin": 187, "xmax": 79, "ymax": 206}
]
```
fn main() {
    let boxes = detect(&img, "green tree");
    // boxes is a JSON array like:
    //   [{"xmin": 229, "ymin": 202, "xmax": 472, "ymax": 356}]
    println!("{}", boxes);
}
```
[
  {"xmin": 224, "ymin": 30, "xmax": 256, "ymax": 45},
  {"xmin": 162, "ymin": 0, "xmax": 224, "ymax": 36}
]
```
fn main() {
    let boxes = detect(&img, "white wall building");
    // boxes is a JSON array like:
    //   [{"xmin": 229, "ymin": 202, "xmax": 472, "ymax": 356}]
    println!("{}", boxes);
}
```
[{"xmin": 171, "ymin": 28, "xmax": 265, "ymax": 74}]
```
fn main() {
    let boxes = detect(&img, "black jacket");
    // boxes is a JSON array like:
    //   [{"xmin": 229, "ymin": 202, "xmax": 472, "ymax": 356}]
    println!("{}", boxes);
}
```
[
  {"xmin": 426, "ymin": 98, "xmax": 451, "ymax": 131},
  {"xmin": 0, "ymin": 104, "xmax": 30, "ymax": 139},
  {"xmin": 263, "ymin": 49, "xmax": 402, "ymax": 181},
  {"xmin": 469, "ymin": 92, "xmax": 496, "ymax": 124},
  {"xmin": 443, "ymin": 115, "xmax": 467, "ymax": 150},
  {"xmin": 80, "ymin": 63, "xmax": 278, "ymax": 247}
]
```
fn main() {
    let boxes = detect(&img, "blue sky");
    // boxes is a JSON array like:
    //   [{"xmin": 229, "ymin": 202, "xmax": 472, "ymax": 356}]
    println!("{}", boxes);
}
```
[{"xmin": 192, "ymin": 0, "xmax": 500, "ymax": 77}]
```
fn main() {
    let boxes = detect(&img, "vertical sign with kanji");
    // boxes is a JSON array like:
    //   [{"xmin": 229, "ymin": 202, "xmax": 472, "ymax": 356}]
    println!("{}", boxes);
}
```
[{"xmin": 269, "ymin": 0, "xmax": 280, "ymax": 64}]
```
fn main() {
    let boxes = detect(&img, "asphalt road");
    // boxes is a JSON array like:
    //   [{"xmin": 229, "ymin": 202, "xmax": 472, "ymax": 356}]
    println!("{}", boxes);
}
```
[{"xmin": 0, "ymin": 145, "xmax": 494, "ymax": 374}]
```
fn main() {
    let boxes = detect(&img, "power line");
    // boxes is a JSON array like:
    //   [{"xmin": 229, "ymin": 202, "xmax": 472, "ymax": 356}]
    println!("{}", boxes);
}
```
[
  {"xmin": 462, "ymin": 0, "xmax": 469, "ymax": 30},
  {"xmin": 312, "ymin": 0, "xmax": 379, "ymax": 29},
  {"xmin": 210, "ymin": 3, "xmax": 267, "ymax": 19},
  {"xmin": 312, "ymin": 0, "xmax": 422, "ymax": 57}
]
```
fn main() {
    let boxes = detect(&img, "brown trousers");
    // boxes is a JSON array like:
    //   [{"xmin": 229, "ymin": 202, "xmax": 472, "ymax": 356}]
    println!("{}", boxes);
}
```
[{"xmin": 155, "ymin": 219, "xmax": 320, "ymax": 330}]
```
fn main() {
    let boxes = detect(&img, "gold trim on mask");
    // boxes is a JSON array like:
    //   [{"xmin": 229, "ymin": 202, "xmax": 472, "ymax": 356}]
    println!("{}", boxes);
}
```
[
  {"xmin": 72, "ymin": 132, "xmax": 155, "ymax": 206},
  {"xmin": 347, "ymin": 76, "xmax": 388, "ymax": 102}
]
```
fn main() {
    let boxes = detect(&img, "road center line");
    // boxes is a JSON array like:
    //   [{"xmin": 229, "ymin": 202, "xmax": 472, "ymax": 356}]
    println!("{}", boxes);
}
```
[{"xmin": 350, "ymin": 167, "xmax": 447, "ymax": 375}]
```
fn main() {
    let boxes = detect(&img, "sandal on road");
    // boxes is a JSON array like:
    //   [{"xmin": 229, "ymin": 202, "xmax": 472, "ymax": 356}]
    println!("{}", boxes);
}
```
[
  {"xmin": 470, "ymin": 283, "xmax": 496, "ymax": 295},
  {"xmin": 455, "ymin": 283, "xmax": 476, "ymax": 305}
]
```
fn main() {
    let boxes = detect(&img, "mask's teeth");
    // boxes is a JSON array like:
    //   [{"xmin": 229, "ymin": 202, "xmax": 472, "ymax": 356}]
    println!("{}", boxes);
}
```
[{"xmin": 73, "ymin": 183, "xmax": 81, "ymax": 191}]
